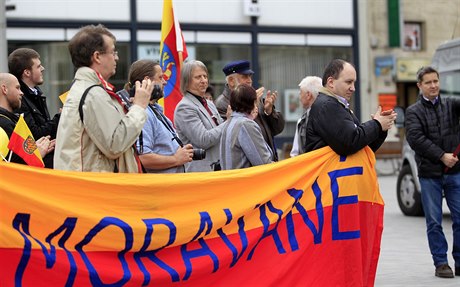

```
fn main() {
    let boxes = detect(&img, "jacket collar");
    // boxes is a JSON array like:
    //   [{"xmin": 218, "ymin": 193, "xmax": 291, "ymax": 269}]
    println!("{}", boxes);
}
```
[
  {"xmin": 19, "ymin": 79, "xmax": 42, "ymax": 98},
  {"xmin": 75, "ymin": 67, "xmax": 110, "ymax": 88},
  {"xmin": 420, "ymin": 93, "xmax": 441, "ymax": 106},
  {"xmin": 185, "ymin": 91, "xmax": 218, "ymax": 126},
  {"xmin": 319, "ymin": 86, "xmax": 349, "ymax": 108},
  {"xmin": 0, "ymin": 106, "xmax": 19, "ymax": 122}
]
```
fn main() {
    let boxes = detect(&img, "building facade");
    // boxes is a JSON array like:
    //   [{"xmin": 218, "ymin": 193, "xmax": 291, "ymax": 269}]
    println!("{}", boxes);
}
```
[
  {"xmin": 2, "ymin": 0, "xmax": 361, "ymax": 158},
  {"xmin": 360, "ymin": 0, "xmax": 460, "ymax": 144}
]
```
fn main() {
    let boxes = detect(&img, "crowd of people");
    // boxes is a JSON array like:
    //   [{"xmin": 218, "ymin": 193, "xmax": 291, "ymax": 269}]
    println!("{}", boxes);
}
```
[
  {"xmin": 0, "ymin": 24, "xmax": 400, "ymax": 174},
  {"xmin": 1, "ymin": 23, "xmax": 459, "ymax": 280}
]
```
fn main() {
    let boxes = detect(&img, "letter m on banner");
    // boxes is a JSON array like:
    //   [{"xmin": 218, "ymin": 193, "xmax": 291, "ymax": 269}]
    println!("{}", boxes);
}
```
[{"xmin": 160, "ymin": 0, "xmax": 188, "ymax": 122}]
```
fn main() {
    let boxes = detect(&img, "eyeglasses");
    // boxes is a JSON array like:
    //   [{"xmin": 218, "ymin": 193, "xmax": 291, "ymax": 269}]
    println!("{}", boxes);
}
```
[{"xmin": 99, "ymin": 50, "xmax": 118, "ymax": 57}]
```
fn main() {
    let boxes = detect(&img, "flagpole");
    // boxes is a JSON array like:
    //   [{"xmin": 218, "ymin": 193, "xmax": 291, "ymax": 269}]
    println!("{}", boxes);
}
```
[
  {"xmin": 178, "ymin": 51, "xmax": 183, "ymax": 67},
  {"xmin": 7, "ymin": 150, "xmax": 12, "ymax": 162}
]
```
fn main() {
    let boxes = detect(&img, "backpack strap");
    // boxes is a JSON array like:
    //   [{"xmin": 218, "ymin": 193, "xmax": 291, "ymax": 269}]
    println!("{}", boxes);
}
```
[
  {"xmin": 0, "ymin": 114, "xmax": 14, "ymax": 123},
  {"xmin": 78, "ymin": 84, "xmax": 103, "ymax": 123},
  {"xmin": 77, "ymin": 84, "xmax": 122, "ymax": 173}
]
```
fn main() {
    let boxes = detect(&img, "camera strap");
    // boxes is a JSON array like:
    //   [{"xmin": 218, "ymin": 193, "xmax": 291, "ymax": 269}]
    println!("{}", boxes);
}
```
[{"xmin": 147, "ymin": 104, "xmax": 184, "ymax": 147}]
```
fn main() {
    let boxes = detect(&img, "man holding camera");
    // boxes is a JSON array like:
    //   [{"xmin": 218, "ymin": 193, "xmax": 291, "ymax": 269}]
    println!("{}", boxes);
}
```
[
  {"xmin": 54, "ymin": 25, "xmax": 152, "ymax": 173},
  {"xmin": 118, "ymin": 60, "xmax": 194, "ymax": 173}
]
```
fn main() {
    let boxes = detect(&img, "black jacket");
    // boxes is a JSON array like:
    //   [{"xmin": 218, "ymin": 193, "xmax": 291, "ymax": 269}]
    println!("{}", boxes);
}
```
[
  {"xmin": 0, "ymin": 107, "xmax": 26, "ymax": 165},
  {"xmin": 304, "ymin": 90, "xmax": 387, "ymax": 156},
  {"xmin": 405, "ymin": 95, "xmax": 460, "ymax": 177},
  {"xmin": 15, "ymin": 80, "xmax": 59, "ymax": 168}
]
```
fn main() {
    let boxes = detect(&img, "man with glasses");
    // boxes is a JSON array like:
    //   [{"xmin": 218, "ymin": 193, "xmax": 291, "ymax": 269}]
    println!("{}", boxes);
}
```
[
  {"xmin": 54, "ymin": 24, "xmax": 153, "ymax": 173},
  {"xmin": 8, "ymin": 48, "xmax": 60, "ymax": 168}
]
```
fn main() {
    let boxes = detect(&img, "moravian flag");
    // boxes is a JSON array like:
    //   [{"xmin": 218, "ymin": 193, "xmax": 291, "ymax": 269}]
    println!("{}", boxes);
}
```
[
  {"xmin": 7, "ymin": 115, "xmax": 44, "ymax": 168},
  {"xmin": 160, "ymin": 0, "xmax": 188, "ymax": 122}
]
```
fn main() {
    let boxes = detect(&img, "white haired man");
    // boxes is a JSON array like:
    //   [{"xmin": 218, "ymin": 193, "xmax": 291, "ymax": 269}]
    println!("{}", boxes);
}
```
[{"xmin": 290, "ymin": 76, "xmax": 322, "ymax": 157}]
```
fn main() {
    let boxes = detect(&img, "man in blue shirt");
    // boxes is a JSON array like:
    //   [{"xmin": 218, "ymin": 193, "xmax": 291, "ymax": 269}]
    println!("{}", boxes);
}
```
[{"xmin": 118, "ymin": 60, "xmax": 194, "ymax": 173}]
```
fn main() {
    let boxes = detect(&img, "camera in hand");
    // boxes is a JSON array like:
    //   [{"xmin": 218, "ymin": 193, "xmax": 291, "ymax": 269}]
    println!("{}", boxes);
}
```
[
  {"xmin": 129, "ymin": 84, "xmax": 163, "ymax": 101},
  {"xmin": 173, "ymin": 135, "xmax": 205, "ymax": 161},
  {"xmin": 192, "ymin": 148, "xmax": 206, "ymax": 160}
]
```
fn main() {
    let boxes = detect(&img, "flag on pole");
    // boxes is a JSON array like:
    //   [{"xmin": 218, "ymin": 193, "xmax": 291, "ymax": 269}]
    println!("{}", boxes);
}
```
[
  {"xmin": 7, "ymin": 115, "xmax": 44, "ymax": 167},
  {"xmin": 160, "ymin": 0, "xmax": 188, "ymax": 122}
]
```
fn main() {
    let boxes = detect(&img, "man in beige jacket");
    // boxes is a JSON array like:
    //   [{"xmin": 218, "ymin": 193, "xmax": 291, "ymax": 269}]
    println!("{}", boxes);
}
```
[{"xmin": 54, "ymin": 24, "xmax": 152, "ymax": 172}]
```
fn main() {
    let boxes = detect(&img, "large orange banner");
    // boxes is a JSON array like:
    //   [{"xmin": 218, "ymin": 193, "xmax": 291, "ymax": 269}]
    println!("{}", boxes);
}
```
[{"xmin": 0, "ymin": 147, "xmax": 383, "ymax": 286}]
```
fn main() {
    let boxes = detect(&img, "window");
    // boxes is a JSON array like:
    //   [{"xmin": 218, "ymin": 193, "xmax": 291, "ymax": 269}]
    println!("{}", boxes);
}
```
[{"xmin": 403, "ymin": 22, "xmax": 422, "ymax": 51}]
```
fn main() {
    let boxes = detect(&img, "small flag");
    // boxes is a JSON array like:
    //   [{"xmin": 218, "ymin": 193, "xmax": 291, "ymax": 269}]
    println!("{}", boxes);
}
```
[
  {"xmin": 160, "ymin": 0, "xmax": 188, "ymax": 122},
  {"xmin": 7, "ymin": 115, "xmax": 44, "ymax": 167},
  {"xmin": 59, "ymin": 91, "xmax": 69, "ymax": 104}
]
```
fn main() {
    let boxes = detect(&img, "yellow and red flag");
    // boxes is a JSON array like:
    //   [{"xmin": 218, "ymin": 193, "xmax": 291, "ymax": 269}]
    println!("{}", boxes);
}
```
[
  {"xmin": 7, "ymin": 115, "xmax": 44, "ymax": 168},
  {"xmin": 0, "ymin": 147, "xmax": 383, "ymax": 286},
  {"xmin": 160, "ymin": 0, "xmax": 188, "ymax": 122}
]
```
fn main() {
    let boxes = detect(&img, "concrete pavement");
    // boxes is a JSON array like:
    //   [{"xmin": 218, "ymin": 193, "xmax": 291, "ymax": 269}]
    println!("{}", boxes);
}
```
[{"xmin": 374, "ymin": 162, "xmax": 458, "ymax": 286}]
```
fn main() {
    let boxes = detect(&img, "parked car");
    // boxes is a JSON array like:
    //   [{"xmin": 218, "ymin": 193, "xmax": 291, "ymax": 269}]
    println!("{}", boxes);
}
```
[
  {"xmin": 397, "ymin": 139, "xmax": 423, "ymax": 216},
  {"xmin": 396, "ymin": 37, "xmax": 460, "ymax": 216}
]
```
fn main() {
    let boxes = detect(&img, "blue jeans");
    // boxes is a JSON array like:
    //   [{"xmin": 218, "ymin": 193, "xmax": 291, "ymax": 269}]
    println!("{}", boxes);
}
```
[{"xmin": 420, "ymin": 173, "xmax": 460, "ymax": 268}]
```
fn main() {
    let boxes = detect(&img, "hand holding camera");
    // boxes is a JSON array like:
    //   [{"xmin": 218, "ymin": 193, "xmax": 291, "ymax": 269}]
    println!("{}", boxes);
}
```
[
  {"xmin": 130, "ymin": 83, "xmax": 163, "ymax": 102},
  {"xmin": 173, "ymin": 136, "xmax": 206, "ymax": 161},
  {"xmin": 132, "ymin": 79, "xmax": 154, "ymax": 109},
  {"xmin": 174, "ymin": 144, "xmax": 194, "ymax": 165}
]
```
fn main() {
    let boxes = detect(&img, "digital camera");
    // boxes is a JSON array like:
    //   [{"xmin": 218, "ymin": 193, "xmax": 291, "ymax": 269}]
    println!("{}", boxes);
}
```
[
  {"xmin": 129, "ymin": 84, "xmax": 163, "ymax": 101},
  {"xmin": 192, "ymin": 148, "xmax": 206, "ymax": 160}
]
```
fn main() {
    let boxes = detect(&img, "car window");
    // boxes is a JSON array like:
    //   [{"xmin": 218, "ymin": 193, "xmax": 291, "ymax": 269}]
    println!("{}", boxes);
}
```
[{"xmin": 440, "ymin": 71, "xmax": 460, "ymax": 97}]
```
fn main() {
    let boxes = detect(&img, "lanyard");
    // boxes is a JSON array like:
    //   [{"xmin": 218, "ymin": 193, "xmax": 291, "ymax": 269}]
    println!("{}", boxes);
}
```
[{"xmin": 138, "ymin": 104, "xmax": 184, "ymax": 154}]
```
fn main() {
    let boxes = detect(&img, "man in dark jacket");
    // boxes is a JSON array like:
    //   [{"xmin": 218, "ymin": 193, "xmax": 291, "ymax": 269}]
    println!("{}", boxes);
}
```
[
  {"xmin": 304, "ymin": 59, "xmax": 396, "ymax": 156},
  {"xmin": 215, "ymin": 60, "xmax": 285, "ymax": 161},
  {"xmin": 405, "ymin": 66, "xmax": 460, "ymax": 279},
  {"xmin": 0, "ymin": 73, "xmax": 54, "ymax": 165},
  {"xmin": 8, "ymin": 48, "xmax": 60, "ymax": 168}
]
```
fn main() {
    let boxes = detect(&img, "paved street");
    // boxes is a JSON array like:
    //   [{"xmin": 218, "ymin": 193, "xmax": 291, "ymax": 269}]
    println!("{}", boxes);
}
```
[{"xmin": 374, "ymin": 167, "xmax": 458, "ymax": 286}]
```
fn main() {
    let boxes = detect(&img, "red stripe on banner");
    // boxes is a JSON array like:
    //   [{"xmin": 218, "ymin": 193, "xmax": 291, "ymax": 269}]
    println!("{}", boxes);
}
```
[{"xmin": 0, "ymin": 202, "xmax": 383, "ymax": 287}]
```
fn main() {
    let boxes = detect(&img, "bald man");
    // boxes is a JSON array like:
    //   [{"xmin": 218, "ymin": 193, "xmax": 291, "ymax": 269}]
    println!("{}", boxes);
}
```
[
  {"xmin": 0, "ymin": 73, "xmax": 54, "ymax": 164},
  {"xmin": 305, "ymin": 59, "xmax": 396, "ymax": 156}
]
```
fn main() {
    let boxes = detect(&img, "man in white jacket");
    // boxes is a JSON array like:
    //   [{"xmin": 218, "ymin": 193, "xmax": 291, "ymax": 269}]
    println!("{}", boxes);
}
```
[{"xmin": 54, "ymin": 24, "xmax": 152, "ymax": 172}]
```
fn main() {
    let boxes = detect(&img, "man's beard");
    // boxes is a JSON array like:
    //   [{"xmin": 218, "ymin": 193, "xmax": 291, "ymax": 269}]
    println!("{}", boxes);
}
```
[
  {"xmin": 10, "ymin": 100, "xmax": 21, "ymax": 111},
  {"xmin": 31, "ymin": 75, "xmax": 44, "ymax": 86}
]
